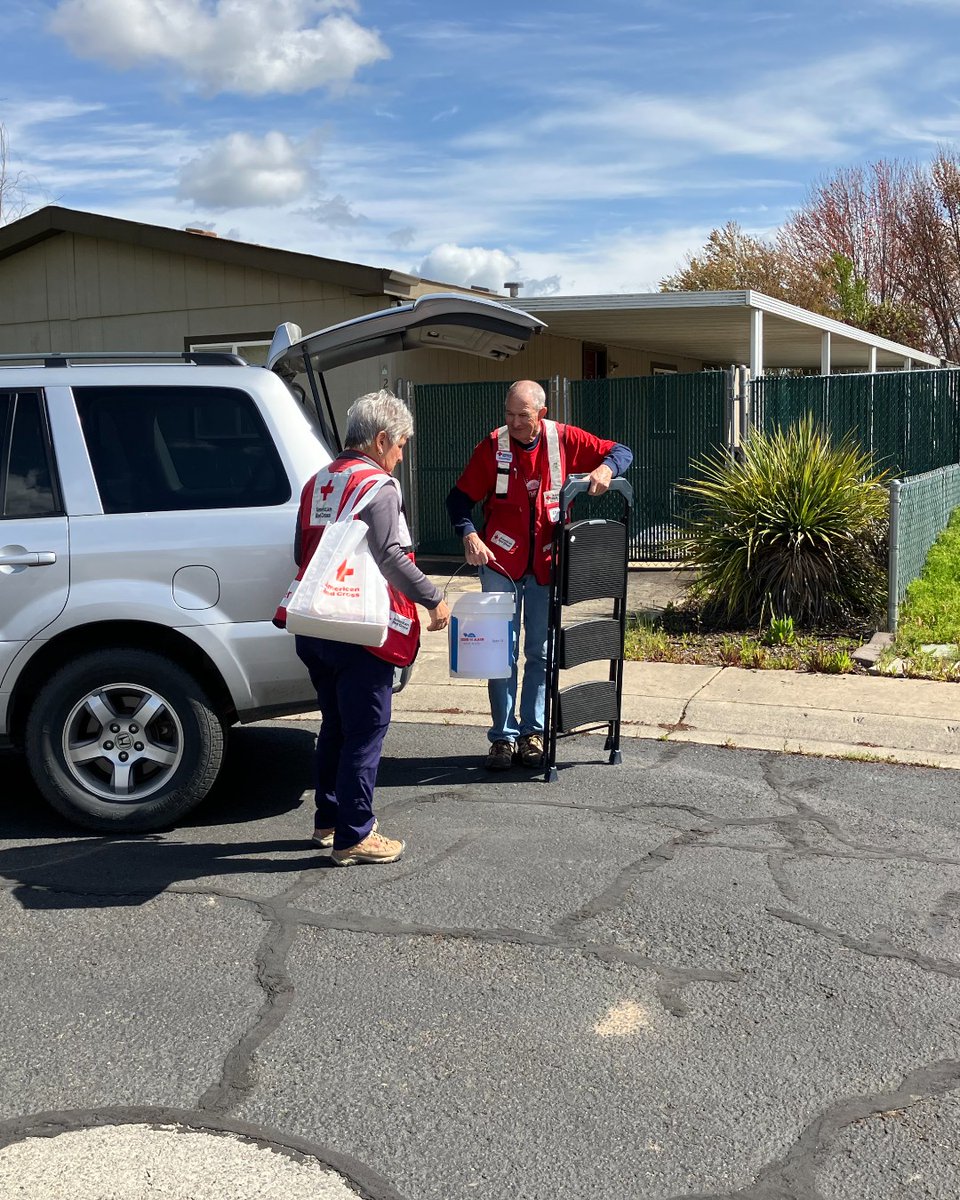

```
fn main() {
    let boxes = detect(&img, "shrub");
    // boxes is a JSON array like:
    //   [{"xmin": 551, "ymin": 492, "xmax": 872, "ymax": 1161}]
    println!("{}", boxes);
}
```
[
  {"xmin": 804, "ymin": 646, "xmax": 855, "ymax": 674},
  {"xmin": 675, "ymin": 416, "xmax": 889, "ymax": 626},
  {"xmin": 763, "ymin": 614, "xmax": 796, "ymax": 646}
]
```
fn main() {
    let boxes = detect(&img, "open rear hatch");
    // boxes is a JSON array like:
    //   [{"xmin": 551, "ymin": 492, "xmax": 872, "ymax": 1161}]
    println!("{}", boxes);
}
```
[{"xmin": 268, "ymin": 292, "xmax": 545, "ymax": 449}]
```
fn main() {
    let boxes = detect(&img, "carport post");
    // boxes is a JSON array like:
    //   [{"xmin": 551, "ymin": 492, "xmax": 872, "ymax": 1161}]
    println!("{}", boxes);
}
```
[
  {"xmin": 868, "ymin": 346, "xmax": 878, "ymax": 373},
  {"xmin": 821, "ymin": 332, "xmax": 831, "ymax": 376},
  {"xmin": 749, "ymin": 308, "xmax": 764, "ymax": 380}
]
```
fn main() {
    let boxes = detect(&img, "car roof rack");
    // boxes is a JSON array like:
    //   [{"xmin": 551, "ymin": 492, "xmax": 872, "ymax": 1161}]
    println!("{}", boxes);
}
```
[{"xmin": 0, "ymin": 351, "xmax": 247, "ymax": 367}]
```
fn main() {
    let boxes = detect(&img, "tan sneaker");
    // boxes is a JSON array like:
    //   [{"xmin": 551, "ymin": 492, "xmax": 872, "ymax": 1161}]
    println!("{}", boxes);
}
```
[
  {"xmin": 485, "ymin": 739, "xmax": 516, "ymax": 771},
  {"xmin": 331, "ymin": 830, "xmax": 405, "ymax": 866},
  {"xmin": 312, "ymin": 817, "xmax": 377, "ymax": 848},
  {"xmin": 517, "ymin": 733, "xmax": 544, "ymax": 767}
]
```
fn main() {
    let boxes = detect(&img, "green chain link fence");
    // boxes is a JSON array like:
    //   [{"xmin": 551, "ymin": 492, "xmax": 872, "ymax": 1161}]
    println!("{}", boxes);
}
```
[
  {"xmin": 887, "ymin": 463, "xmax": 960, "ymax": 631},
  {"xmin": 569, "ymin": 374, "xmax": 726, "ymax": 561},
  {"xmin": 408, "ymin": 373, "xmax": 727, "ymax": 560},
  {"xmin": 407, "ymin": 380, "xmax": 548, "ymax": 556},
  {"xmin": 755, "ymin": 369, "xmax": 960, "ymax": 477}
]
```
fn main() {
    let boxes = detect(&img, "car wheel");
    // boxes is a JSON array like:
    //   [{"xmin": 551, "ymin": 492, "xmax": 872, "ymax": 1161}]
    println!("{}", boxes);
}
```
[{"xmin": 25, "ymin": 648, "xmax": 225, "ymax": 832}]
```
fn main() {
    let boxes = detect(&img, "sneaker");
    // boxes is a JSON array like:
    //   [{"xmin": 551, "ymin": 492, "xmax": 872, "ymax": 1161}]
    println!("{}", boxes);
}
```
[
  {"xmin": 331, "ymin": 830, "xmax": 405, "ymax": 867},
  {"xmin": 485, "ymin": 739, "xmax": 516, "ymax": 771},
  {"xmin": 517, "ymin": 733, "xmax": 544, "ymax": 767},
  {"xmin": 312, "ymin": 817, "xmax": 377, "ymax": 848}
]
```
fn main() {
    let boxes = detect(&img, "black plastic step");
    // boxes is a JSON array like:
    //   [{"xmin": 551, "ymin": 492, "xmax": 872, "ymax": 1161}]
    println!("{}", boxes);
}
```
[
  {"xmin": 559, "ymin": 618, "xmax": 622, "ymax": 668},
  {"xmin": 561, "ymin": 520, "xmax": 627, "ymax": 604},
  {"xmin": 556, "ymin": 680, "xmax": 619, "ymax": 733}
]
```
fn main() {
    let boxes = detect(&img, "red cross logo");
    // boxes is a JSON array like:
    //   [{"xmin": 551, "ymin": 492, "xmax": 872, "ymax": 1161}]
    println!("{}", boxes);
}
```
[
  {"xmin": 319, "ymin": 480, "xmax": 336, "ymax": 501},
  {"xmin": 335, "ymin": 559, "xmax": 354, "ymax": 582}
]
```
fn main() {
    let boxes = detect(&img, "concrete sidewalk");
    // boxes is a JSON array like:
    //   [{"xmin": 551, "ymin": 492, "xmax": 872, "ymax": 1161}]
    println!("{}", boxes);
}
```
[
  {"xmin": 394, "ymin": 643, "xmax": 960, "ymax": 770},
  {"xmin": 290, "ymin": 565, "xmax": 960, "ymax": 770}
]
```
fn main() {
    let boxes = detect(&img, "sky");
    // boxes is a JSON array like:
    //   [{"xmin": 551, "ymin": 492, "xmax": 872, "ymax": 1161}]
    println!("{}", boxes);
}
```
[{"xmin": 2, "ymin": 0, "xmax": 960, "ymax": 297}]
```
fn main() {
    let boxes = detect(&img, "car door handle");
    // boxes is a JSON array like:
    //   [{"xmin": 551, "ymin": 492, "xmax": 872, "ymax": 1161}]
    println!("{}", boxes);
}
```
[{"xmin": 0, "ymin": 550, "xmax": 58, "ymax": 566}]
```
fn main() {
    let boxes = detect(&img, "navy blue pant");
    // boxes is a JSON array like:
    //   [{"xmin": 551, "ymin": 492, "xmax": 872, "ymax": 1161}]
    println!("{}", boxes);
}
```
[{"xmin": 295, "ymin": 636, "xmax": 394, "ymax": 850}]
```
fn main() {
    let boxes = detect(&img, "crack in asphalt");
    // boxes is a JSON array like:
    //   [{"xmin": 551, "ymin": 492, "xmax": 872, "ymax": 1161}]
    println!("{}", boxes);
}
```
[
  {"xmin": 768, "ymin": 907, "xmax": 960, "ymax": 981},
  {"xmin": 3, "ymin": 750, "xmax": 960, "ymax": 1180},
  {"xmin": 667, "ymin": 1057, "xmax": 960, "ymax": 1199},
  {"xmin": 549, "ymin": 831, "xmax": 703, "ymax": 938}
]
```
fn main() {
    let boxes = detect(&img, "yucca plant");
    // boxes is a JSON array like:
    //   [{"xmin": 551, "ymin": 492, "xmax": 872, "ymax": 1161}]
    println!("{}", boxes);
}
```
[{"xmin": 675, "ymin": 416, "xmax": 889, "ymax": 626}]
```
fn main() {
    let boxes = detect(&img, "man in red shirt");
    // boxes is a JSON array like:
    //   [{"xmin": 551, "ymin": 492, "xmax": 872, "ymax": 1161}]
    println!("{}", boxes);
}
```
[{"xmin": 447, "ymin": 380, "xmax": 633, "ymax": 770}]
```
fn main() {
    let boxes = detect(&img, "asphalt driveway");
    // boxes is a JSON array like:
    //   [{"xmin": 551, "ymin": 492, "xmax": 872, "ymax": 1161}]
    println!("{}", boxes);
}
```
[{"xmin": 0, "ymin": 721, "xmax": 959, "ymax": 1199}]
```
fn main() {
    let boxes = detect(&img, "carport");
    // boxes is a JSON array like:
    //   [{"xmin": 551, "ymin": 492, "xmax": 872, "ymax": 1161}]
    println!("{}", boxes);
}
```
[{"xmin": 518, "ymin": 289, "xmax": 943, "ymax": 375}]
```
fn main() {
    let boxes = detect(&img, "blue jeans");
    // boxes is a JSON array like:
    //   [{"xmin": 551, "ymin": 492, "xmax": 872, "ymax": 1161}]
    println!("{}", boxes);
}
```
[{"xmin": 480, "ymin": 567, "xmax": 550, "ymax": 744}]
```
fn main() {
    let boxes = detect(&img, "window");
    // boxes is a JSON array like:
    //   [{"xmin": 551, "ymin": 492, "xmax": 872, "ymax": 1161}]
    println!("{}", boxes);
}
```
[
  {"xmin": 74, "ymin": 386, "xmax": 291, "ymax": 513},
  {"xmin": 582, "ymin": 344, "xmax": 608, "ymax": 380},
  {"xmin": 1, "ymin": 391, "xmax": 61, "ymax": 518}
]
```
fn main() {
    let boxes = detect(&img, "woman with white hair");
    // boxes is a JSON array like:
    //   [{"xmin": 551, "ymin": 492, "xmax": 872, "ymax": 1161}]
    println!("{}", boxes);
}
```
[{"xmin": 276, "ymin": 389, "xmax": 449, "ymax": 865}]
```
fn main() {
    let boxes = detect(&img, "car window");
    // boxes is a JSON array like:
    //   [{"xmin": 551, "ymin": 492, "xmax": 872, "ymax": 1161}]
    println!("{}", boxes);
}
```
[
  {"xmin": 74, "ymin": 386, "xmax": 291, "ymax": 513},
  {"xmin": 0, "ymin": 391, "xmax": 61, "ymax": 518}
]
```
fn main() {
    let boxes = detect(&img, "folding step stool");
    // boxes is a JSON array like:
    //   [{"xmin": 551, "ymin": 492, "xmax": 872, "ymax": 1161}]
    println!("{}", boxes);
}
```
[{"xmin": 543, "ymin": 474, "xmax": 634, "ymax": 783}]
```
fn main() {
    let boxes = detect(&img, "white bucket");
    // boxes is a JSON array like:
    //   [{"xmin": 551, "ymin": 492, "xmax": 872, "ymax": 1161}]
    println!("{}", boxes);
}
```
[{"xmin": 448, "ymin": 591, "xmax": 516, "ymax": 679}]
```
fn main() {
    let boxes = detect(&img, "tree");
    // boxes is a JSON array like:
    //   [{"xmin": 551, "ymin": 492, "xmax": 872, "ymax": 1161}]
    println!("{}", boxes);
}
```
[
  {"xmin": 898, "ymin": 151, "xmax": 960, "ymax": 360},
  {"xmin": 779, "ymin": 161, "xmax": 910, "ymax": 308},
  {"xmin": 659, "ymin": 221, "xmax": 828, "ymax": 311},
  {"xmin": 663, "ymin": 155, "xmax": 959, "ymax": 359},
  {"xmin": 825, "ymin": 251, "xmax": 924, "ymax": 348},
  {"xmin": 0, "ymin": 124, "xmax": 34, "ymax": 226}
]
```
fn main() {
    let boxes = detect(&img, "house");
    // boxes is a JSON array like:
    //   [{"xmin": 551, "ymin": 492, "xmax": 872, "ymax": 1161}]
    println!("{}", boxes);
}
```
[{"xmin": 0, "ymin": 206, "xmax": 940, "ymax": 436}]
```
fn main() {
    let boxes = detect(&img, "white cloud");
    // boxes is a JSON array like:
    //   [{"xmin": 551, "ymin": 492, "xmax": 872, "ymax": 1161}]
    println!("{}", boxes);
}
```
[
  {"xmin": 48, "ymin": 0, "xmax": 389, "ymax": 95},
  {"xmin": 521, "ymin": 275, "xmax": 562, "ymax": 297},
  {"xmin": 388, "ymin": 226, "xmax": 416, "ymax": 248},
  {"xmin": 296, "ymin": 194, "xmax": 365, "ymax": 228},
  {"xmin": 512, "ymin": 225, "xmax": 722, "ymax": 296},
  {"xmin": 417, "ymin": 243, "xmax": 520, "ymax": 291},
  {"xmin": 459, "ymin": 45, "xmax": 913, "ymax": 165},
  {"xmin": 177, "ymin": 131, "xmax": 313, "ymax": 209}
]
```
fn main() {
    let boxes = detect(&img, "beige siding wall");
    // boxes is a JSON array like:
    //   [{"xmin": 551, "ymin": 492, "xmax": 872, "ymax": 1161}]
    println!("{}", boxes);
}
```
[
  {"xmin": 0, "ymin": 235, "xmax": 704, "ymax": 409},
  {"xmin": 0, "ymin": 233, "xmax": 384, "ymax": 355}
]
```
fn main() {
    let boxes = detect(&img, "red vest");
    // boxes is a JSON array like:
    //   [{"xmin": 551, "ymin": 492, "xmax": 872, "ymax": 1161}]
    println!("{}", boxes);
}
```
[
  {"xmin": 274, "ymin": 455, "xmax": 421, "ymax": 667},
  {"xmin": 481, "ymin": 420, "xmax": 567, "ymax": 584}
]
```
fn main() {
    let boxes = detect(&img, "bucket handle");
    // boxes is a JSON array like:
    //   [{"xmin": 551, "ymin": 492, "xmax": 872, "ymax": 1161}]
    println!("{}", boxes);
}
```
[{"xmin": 442, "ymin": 560, "xmax": 519, "ymax": 603}]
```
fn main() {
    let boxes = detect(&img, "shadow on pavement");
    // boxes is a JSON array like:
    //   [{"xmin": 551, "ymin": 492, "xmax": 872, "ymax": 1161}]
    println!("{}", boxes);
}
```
[
  {"xmin": 0, "ymin": 725, "xmax": 316, "ymax": 841},
  {"xmin": 0, "ymin": 724, "xmax": 325, "ymax": 911}
]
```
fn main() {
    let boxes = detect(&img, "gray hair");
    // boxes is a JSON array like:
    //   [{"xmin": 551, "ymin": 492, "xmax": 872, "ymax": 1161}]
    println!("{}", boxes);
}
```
[
  {"xmin": 506, "ymin": 380, "xmax": 546, "ymax": 410},
  {"xmin": 344, "ymin": 389, "xmax": 414, "ymax": 449}
]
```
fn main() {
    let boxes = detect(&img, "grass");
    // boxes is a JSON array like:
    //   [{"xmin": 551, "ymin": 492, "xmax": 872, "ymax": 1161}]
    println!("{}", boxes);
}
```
[{"xmin": 894, "ymin": 508, "xmax": 960, "ymax": 657}]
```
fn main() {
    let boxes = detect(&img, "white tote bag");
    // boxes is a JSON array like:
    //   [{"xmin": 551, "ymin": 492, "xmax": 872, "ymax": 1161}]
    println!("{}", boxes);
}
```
[{"xmin": 285, "ymin": 476, "xmax": 393, "ymax": 645}]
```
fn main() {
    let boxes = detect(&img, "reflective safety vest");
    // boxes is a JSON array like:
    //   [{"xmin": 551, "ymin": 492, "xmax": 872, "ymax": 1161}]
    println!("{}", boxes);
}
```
[
  {"xmin": 483, "ymin": 419, "xmax": 567, "ymax": 584},
  {"xmin": 274, "ymin": 455, "xmax": 421, "ymax": 666}
]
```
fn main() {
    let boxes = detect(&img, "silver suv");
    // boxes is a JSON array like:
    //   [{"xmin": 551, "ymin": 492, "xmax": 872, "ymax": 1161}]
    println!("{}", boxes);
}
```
[{"xmin": 0, "ymin": 294, "xmax": 542, "ymax": 831}]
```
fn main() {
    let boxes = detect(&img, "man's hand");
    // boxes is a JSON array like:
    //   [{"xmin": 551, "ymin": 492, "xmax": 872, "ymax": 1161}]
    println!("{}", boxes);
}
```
[
  {"xmin": 463, "ymin": 531, "xmax": 497, "ymax": 566},
  {"xmin": 426, "ymin": 599, "xmax": 450, "ymax": 631},
  {"xmin": 587, "ymin": 464, "xmax": 614, "ymax": 496}
]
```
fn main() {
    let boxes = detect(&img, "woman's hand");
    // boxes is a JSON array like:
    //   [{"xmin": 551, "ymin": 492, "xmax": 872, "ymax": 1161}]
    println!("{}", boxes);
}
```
[{"xmin": 427, "ymin": 599, "xmax": 451, "ymax": 631}]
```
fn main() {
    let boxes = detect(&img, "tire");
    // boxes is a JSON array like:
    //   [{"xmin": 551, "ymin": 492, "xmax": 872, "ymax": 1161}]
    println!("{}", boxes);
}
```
[{"xmin": 25, "ymin": 648, "xmax": 226, "ymax": 832}]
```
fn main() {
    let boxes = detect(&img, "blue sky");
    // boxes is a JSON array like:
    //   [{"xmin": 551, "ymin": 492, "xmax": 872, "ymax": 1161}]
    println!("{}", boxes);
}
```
[{"xmin": 3, "ymin": 0, "xmax": 960, "ymax": 296}]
